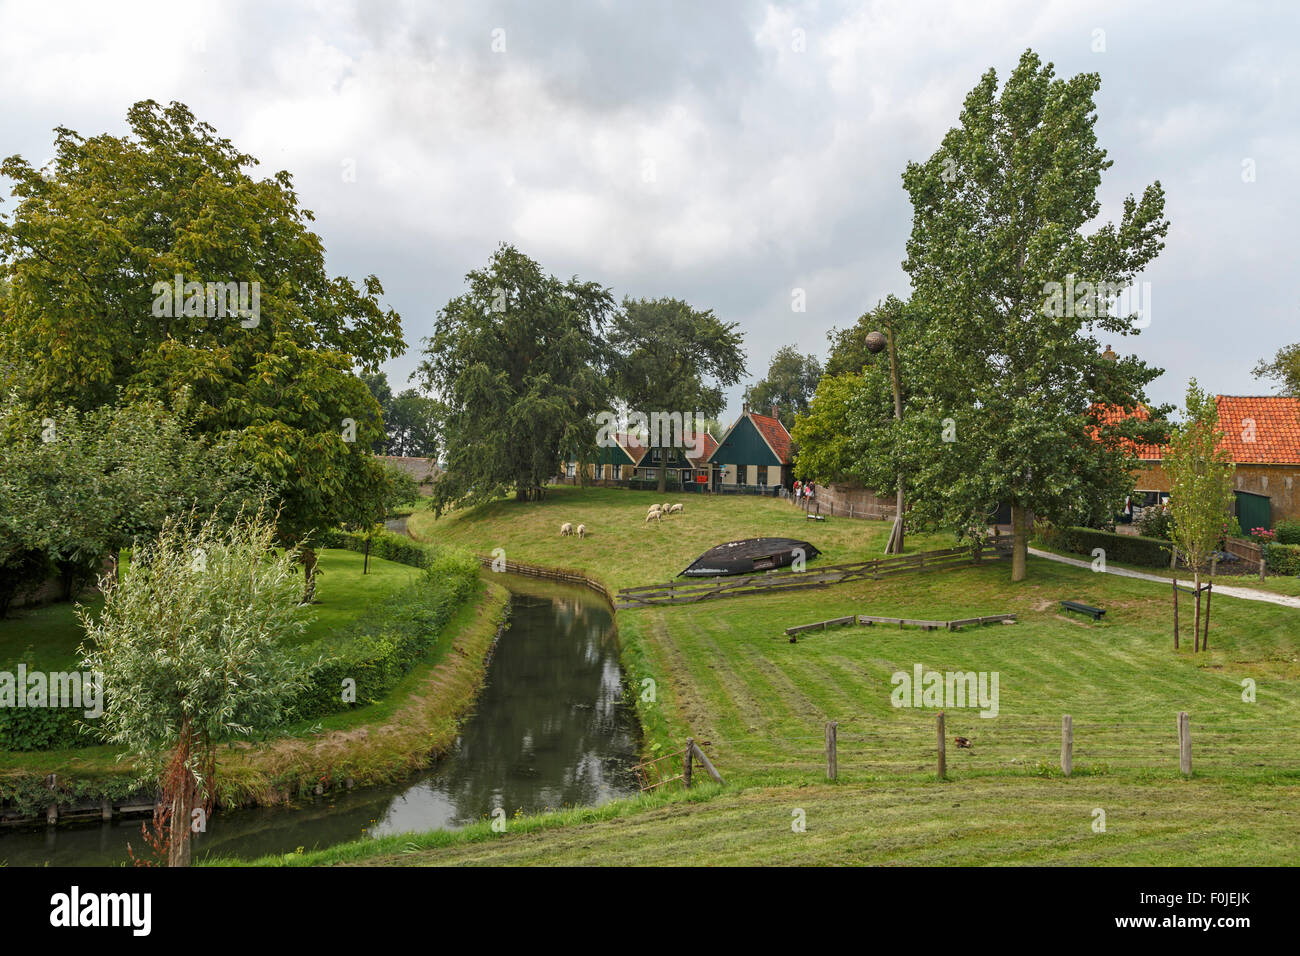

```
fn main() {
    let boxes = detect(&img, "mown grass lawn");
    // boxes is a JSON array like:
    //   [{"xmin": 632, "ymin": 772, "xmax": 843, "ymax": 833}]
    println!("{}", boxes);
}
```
[
  {"xmin": 407, "ymin": 484, "xmax": 953, "ymax": 591},
  {"xmin": 332, "ymin": 485, "xmax": 1300, "ymax": 868},
  {"xmin": 244, "ymin": 775, "xmax": 1299, "ymax": 867}
]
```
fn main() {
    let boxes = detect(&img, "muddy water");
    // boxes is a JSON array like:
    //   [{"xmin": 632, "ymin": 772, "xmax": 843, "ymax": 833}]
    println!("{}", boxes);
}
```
[{"xmin": 0, "ymin": 574, "xmax": 640, "ymax": 866}]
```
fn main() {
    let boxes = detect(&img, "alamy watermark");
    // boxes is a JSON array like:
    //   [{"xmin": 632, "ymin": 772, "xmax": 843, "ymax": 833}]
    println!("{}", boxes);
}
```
[
  {"xmin": 151, "ymin": 274, "xmax": 260, "ymax": 327},
  {"xmin": 890, "ymin": 663, "xmax": 999, "ymax": 718},
  {"xmin": 1041, "ymin": 275, "xmax": 1151, "ymax": 328},
  {"xmin": 595, "ymin": 410, "xmax": 706, "ymax": 458},
  {"xmin": 0, "ymin": 666, "xmax": 103, "ymax": 718}
]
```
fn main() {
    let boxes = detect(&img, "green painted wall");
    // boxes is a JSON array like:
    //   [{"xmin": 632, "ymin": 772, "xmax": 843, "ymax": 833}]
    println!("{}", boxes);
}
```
[{"xmin": 709, "ymin": 417, "xmax": 780, "ymax": 467}]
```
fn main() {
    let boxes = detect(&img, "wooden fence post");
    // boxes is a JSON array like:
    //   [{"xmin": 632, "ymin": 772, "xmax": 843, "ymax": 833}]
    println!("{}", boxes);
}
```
[
  {"xmin": 1061, "ymin": 714, "xmax": 1073, "ymax": 777},
  {"xmin": 1178, "ymin": 712, "xmax": 1191, "ymax": 776},
  {"xmin": 937, "ymin": 712, "xmax": 946, "ymax": 780},
  {"xmin": 45, "ymin": 772, "xmax": 57, "ymax": 825},
  {"xmin": 691, "ymin": 741, "xmax": 724, "ymax": 785},
  {"xmin": 683, "ymin": 737, "xmax": 694, "ymax": 788},
  {"xmin": 825, "ymin": 721, "xmax": 838, "ymax": 781}
]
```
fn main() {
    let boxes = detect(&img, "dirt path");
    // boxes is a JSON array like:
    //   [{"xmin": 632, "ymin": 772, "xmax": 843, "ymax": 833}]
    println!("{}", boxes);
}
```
[{"xmin": 1028, "ymin": 547, "xmax": 1300, "ymax": 609}]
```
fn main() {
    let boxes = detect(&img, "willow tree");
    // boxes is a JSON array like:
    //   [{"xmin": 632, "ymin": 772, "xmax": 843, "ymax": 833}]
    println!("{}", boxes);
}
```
[
  {"xmin": 886, "ymin": 50, "xmax": 1170, "ymax": 579},
  {"xmin": 79, "ymin": 511, "xmax": 305, "ymax": 866},
  {"xmin": 1165, "ymin": 381, "xmax": 1236, "ymax": 652},
  {"xmin": 418, "ymin": 244, "xmax": 614, "ymax": 510}
]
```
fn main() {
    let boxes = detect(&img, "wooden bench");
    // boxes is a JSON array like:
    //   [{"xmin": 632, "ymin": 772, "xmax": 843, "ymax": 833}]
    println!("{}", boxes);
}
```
[{"xmin": 1060, "ymin": 600, "xmax": 1105, "ymax": 621}]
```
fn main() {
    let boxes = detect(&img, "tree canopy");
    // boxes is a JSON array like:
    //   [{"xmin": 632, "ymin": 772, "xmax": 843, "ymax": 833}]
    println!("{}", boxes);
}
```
[
  {"xmin": 857, "ymin": 50, "xmax": 1171, "ymax": 579},
  {"xmin": 0, "ymin": 100, "xmax": 404, "ymax": 562},
  {"xmin": 744, "ymin": 345, "xmax": 822, "ymax": 430},
  {"xmin": 608, "ymin": 296, "xmax": 746, "ymax": 492},
  {"xmin": 418, "ymin": 244, "xmax": 614, "ymax": 510}
]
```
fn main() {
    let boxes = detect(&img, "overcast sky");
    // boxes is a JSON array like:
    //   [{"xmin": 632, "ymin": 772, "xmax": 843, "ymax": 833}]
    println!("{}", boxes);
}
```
[{"xmin": 3, "ymin": 0, "xmax": 1297, "ymax": 421}]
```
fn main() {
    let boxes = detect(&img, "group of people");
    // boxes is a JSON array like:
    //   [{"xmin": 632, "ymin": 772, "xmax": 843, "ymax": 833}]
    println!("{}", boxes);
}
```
[{"xmin": 793, "ymin": 479, "xmax": 817, "ymax": 503}]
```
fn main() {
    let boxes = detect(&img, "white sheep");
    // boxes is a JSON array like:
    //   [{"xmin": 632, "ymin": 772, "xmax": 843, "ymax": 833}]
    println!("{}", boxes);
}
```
[
  {"xmin": 669, "ymin": 503, "xmax": 683, "ymax": 514},
  {"xmin": 647, "ymin": 504, "xmax": 662, "ymax": 514},
  {"xmin": 560, "ymin": 522, "xmax": 573, "ymax": 536},
  {"xmin": 577, "ymin": 524, "xmax": 586, "ymax": 539},
  {"xmin": 644, "ymin": 510, "xmax": 661, "ymax": 524}
]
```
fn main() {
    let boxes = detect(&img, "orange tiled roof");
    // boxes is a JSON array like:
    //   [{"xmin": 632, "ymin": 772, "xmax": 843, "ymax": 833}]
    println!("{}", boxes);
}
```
[
  {"xmin": 1215, "ymin": 396, "xmax": 1300, "ymax": 465},
  {"xmin": 750, "ymin": 412, "xmax": 793, "ymax": 464},
  {"xmin": 1092, "ymin": 397, "xmax": 1300, "ymax": 465},
  {"xmin": 1087, "ymin": 404, "xmax": 1166, "ymax": 459},
  {"xmin": 687, "ymin": 431, "xmax": 718, "ymax": 467}
]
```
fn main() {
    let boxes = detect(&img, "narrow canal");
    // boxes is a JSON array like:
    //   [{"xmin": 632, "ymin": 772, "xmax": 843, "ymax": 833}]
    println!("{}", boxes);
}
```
[{"xmin": 0, "ymin": 574, "xmax": 641, "ymax": 865}]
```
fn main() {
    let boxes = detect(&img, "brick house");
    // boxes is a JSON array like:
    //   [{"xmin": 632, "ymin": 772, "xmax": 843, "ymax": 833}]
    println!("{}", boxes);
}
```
[{"xmin": 1100, "ymin": 396, "xmax": 1300, "ymax": 528}]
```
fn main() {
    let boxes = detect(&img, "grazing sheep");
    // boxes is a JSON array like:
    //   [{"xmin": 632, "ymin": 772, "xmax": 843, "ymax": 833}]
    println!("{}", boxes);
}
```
[
  {"xmin": 560, "ymin": 522, "xmax": 573, "ymax": 536},
  {"xmin": 669, "ymin": 503, "xmax": 683, "ymax": 514},
  {"xmin": 644, "ymin": 510, "xmax": 661, "ymax": 524},
  {"xmin": 577, "ymin": 524, "xmax": 586, "ymax": 539},
  {"xmin": 647, "ymin": 504, "xmax": 661, "ymax": 514}
]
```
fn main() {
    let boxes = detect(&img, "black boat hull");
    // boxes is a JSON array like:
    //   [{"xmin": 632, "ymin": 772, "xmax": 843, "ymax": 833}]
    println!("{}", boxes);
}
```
[{"xmin": 679, "ymin": 537, "xmax": 822, "ymax": 577}]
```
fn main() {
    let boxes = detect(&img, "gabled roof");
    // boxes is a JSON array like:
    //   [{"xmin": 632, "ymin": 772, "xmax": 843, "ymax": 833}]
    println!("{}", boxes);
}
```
[
  {"xmin": 749, "ymin": 412, "xmax": 793, "ymax": 464},
  {"xmin": 614, "ymin": 432, "xmax": 648, "ymax": 465},
  {"xmin": 707, "ymin": 411, "xmax": 793, "ymax": 466},
  {"xmin": 1091, "ymin": 397, "xmax": 1300, "ymax": 465},
  {"xmin": 687, "ymin": 431, "xmax": 718, "ymax": 468},
  {"xmin": 1215, "ymin": 396, "xmax": 1300, "ymax": 465}
]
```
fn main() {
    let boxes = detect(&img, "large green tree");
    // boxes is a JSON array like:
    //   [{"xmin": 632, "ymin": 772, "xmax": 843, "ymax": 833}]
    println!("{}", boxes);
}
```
[
  {"xmin": 0, "ymin": 101, "xmax": 404, "ymax": 588},
  {"xmin": 418, "ymin": 244, "xmax": 613, "ymax": 510},
  {"xmin": 608, "ymin": 296, "xmax": 746, "ymax": 492},
  {"xmin": 0, "ymin": 393, "xmax": 260, "ymax": 613},
  {"xmin": 744, "ymin": 345, "xmax": 822, "ymax": 430},
  {"xmin": 860, "ymin": 50, "xmax": 1170, "ymax": 580}
]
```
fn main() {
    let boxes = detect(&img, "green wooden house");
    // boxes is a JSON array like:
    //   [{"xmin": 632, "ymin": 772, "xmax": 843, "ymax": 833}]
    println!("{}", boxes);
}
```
[{"xmin": 706, "ymin": 404, "xmax": 794, "ymax": 492}]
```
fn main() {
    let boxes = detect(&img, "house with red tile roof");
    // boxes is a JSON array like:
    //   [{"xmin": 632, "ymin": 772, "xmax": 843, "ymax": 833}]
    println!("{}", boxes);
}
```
[
  {"xmin": 564, "ymin": 429, "xmax": 720, "ymax": 489},
  {"xmin": 1097, "ymin": 396, "xmax": 1300, "ymax": 527},
  {"xmin": 706, "ymin": 403, "xmax": 794, "ymax": 492}
]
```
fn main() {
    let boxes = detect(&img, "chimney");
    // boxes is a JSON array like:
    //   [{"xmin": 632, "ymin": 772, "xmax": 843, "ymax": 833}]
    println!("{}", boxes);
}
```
[
  {"xmin": 1101, "ymin": 344, "xmax": 1118, "ymax": 362},
  {"xmin": 742, "ymin": 401, "xmax": 750, "ymax": 415},
  {"xmin": 771, "ymin": 404, "xmax": 779, "ymax": 419}
]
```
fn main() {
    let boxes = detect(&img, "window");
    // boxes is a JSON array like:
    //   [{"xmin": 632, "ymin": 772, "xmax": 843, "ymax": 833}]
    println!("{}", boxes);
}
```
[
  {"xmin": 644, "ymin": 468, "xmax": 657, "ymax": 481},
  {"xmin": 565, "ymin": 462, "xmax": 576, "ymax": 478}
]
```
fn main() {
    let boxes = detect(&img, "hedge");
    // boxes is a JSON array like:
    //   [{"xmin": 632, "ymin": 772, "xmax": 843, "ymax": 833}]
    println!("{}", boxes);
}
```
[
  {"xmin": 0, "ymin": 533, "xmax": 479, "ymax": 751},
  {"xmin": 1273, "ymin": 519, "xmax": 1300, "ymax": 546},
  {"xmin": 1264, "ymin": 542, "xmax": 1300, "ymax": 575},
  {"xmin": 1039, "ymin": 526, "xmax": 1175, "ymax": 569}
]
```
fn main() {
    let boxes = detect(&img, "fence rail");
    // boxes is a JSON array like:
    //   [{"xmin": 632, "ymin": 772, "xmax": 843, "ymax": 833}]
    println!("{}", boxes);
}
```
[{"xmin": 616, "ymin": 541, "xmax": 1013, "ymax": 609}]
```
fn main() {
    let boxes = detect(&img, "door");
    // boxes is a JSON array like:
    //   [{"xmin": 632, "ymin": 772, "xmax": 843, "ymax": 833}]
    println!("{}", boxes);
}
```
[{"xmin": 1235, "ymin": 490, "xmax": 1272, "ymax": 533}]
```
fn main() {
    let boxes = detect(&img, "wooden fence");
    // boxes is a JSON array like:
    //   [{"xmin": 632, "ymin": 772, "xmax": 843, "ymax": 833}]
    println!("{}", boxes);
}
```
[
  {"xmin": 615, "ymin": 540, "xmax": 1013, "ymax": 609},
  {"xmin": 632, "ymin": 738, "xmax": 724, "ymax": 792},
  {"xmin": 785, "ymin": 611, "xmax": 1016, "ymax": 637},
  {"xmin": 1221, "ymin": 537, "xmax": 1267, "ymax": 580},
  {"xmin": 819, "ymin": 711, "xmax": 1201, "ymax": 781},
  {"xmin": 476, "ymin": 555, "xmax": 616, "ymax": 606}
]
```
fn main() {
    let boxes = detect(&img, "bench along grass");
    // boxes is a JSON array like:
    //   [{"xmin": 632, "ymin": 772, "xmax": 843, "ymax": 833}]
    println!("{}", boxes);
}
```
[
  {"xmin": 784, "ymin": 612, "xmax": 1017, "ymax": 638},
  {"xmin": 1060, "ymin": 599, "xmax": 1106, "ymax": 621}
]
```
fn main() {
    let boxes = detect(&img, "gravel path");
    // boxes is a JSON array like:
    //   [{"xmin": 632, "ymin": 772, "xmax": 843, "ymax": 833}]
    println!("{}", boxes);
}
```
[{"xmin": 1028, "ymin": 547, "xmax": 1300, "ymax": 609}]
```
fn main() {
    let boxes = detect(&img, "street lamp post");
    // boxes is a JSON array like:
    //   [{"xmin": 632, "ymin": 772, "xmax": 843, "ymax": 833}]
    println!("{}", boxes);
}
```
[{"xmin": 866, "ymin": 322, "xmax": 904, "ymax": 554}]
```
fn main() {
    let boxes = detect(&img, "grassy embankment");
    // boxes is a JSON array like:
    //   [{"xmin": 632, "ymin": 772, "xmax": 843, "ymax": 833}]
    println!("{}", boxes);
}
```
[
  {"xmin": 0, "ymin": 548, "xmax": 508, "ymax": 807},
  {"xmin": 282, "ymin": 485, "xmax": 1300, "ymax": 866}
]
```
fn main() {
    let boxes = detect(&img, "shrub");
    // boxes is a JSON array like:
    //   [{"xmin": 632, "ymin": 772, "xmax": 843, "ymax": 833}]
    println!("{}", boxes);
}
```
[
  {"xmin": 1273, "ymin": 519, "xmax": 1300, "ymax": 546},
  {"xmin": 1048, "ymin": 527, "xmax": 1175, "ymax": 569},
  {"xmin": 1136, "ymin": 507, "xmax": 1174, "ymax": 540},
  {"xmin": 1264, "ymin": 542, "xmax": 1300, "ymax": 575}
]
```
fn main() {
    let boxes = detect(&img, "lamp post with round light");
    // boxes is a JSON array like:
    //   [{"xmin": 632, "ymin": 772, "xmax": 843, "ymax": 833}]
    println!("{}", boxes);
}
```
[{"xmin": 865, "ymin": 324, "xmax": 905, "ymax": 554}]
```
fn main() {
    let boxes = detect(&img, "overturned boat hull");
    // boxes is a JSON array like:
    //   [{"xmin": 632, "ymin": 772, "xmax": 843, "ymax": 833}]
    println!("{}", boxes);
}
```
[{"xmin": 679, "ymin": 537, "xmax": 821, "ymax": 577}]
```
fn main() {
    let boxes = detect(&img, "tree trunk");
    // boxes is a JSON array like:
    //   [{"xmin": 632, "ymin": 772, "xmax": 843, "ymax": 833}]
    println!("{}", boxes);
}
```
[
  {"xmin": 301, "ymin": 547, "xmax": 318, "ymax": 604},
  {"xmin": 515, "ymin": 485, "xmax": 528, "ymax": 502},
  {"xmin": 167, "ymin": 781, "xmax": 193, "ymax": 868},
  {"xmin": 657, "ymin": 463, "xmax": 667, "ymax": 494},
  {"xmin": 1192, "ymin": 570, "xmax": 1202, "ymax": 653},
  {"xmin": 1010, "ymin": 504, "xmax": 1028, "ymax": 582}
]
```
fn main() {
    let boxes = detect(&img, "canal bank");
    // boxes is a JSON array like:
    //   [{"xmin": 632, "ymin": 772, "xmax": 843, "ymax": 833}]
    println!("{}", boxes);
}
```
[{"xmin": 0, "ymin": 573, "xmax": 641, "ymax": 865}]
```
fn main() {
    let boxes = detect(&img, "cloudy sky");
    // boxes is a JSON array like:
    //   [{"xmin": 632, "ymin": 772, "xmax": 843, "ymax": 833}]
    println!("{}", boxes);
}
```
[{"xmin": 2, "ymin": 0, "xmax": 1296, "ymax": 420}]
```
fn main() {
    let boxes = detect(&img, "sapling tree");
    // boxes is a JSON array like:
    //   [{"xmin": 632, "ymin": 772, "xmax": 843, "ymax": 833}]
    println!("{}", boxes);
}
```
[
  {"xmin": 78, "ymin": 511, "xmax": 306, "ymax": 866},
  {"xmin": 1165, "ymin": 380, "xmax": 1236, "ymax": 652}
]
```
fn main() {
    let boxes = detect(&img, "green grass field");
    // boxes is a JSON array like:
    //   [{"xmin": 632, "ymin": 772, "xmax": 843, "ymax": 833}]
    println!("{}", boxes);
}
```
[
  {"xmin": 343, "ymin": 484, "xmax": 1300, "ymax": 867},
  {"xmin": 407, "ymin": 485, "xmax": 952, "ymax": 591}
]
